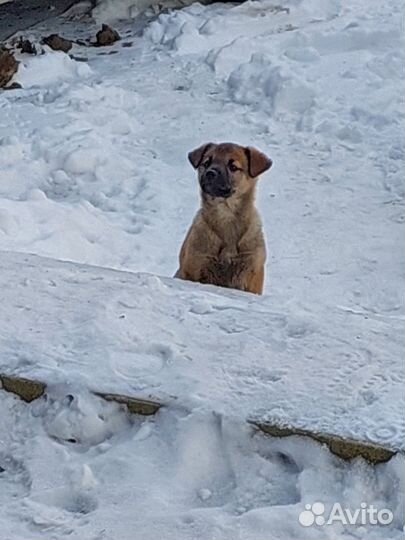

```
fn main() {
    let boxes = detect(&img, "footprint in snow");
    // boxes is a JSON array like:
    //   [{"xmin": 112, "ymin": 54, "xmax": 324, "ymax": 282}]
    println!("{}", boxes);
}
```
[
  {"xmin": 286, "ymin": 321, "xmax": 315, "ymax": 339},
  {"xmin": 30, "ymin": 486, "xmax": 98, "ymax": 515},
  {"xmin": 0, "ymin": 453, "xmax": 32, "ymax": 501},
  {"xmin": 112, "ymin": 342, "xmax": 183, "ymax": 384}
]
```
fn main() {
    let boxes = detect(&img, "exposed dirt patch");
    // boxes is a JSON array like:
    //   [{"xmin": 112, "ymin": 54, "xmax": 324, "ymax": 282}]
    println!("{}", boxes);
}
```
[
  {"xmin": 0, "ymin": 47, "xmax": 18, "ymax": 88},
  {"xmin": 43, "ymin": 33, "xmax": 73, "ymax": 52},
  {"xmin": 95, "ymin": 24, "xmax": 120, "ymax": 47}
]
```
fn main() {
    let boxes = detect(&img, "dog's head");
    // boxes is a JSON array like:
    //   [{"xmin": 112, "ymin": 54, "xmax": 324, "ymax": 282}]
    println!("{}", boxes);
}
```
[{"xmin": 188, "ymin": 142, "xmax": 272, "ymax": 199}]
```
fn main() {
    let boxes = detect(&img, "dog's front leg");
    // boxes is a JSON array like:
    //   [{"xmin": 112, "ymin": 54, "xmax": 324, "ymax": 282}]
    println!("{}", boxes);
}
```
[
  {"xmin": 235, "ymin": 227, "xmax": 266, "ymax": 294},
  {"xmin": 226, "ymin": 259, "xmax": 263, "ymax": 294},
  {"xmin": 232, "ymin": 248, "xmax": 266, "ymax": 295},
  {"xmin": 242, "ymin": 265, "xmax": 265, "ymax": 295}
]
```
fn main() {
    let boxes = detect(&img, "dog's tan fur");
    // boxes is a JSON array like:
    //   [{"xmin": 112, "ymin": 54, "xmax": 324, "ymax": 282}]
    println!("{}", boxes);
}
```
[{"xmin": 175, "ymin": 142, "xmax": 272, "ymax": 294}]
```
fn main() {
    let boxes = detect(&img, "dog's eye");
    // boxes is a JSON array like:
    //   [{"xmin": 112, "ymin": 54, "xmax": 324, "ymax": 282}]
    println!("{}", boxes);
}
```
[
  {"xmin": 228, "ymin": 162, "xmax": 239, "ymax": 173},
  {"xmin": 202, "ymin": 158, "xmax": 211, "ymax": 168}
]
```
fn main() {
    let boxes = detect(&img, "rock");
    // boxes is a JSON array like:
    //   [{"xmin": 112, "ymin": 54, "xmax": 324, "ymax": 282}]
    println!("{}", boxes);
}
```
[
  {"xmin": 95, "ymin": 24, "xmax": 120, "ymax": 47},
  {"xmin": 0, "ymin": 47, "xmax": 18, "ymax": 88},
  {"xmin": 17, "ymin": 37, "xmax": 37, "ymax": 55},
  {"xmin": 43, "ymin": 34, "xmax": 73, "ymax": 53}
]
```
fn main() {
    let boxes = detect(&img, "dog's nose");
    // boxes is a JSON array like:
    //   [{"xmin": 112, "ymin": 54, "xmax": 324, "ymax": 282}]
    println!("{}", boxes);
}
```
[{"xmin": 205, "ymin": 168, "xmax": 219, "ymax": 181}]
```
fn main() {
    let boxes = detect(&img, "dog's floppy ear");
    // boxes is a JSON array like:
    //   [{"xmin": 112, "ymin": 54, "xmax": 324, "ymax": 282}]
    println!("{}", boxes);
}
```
[
  {"xmin": 245, "ymin": 147, "xmax": 272, "ymax": 178},
  {"xmin": 188, "ymin": 143, "xmax": 214, "ymax": 169}
]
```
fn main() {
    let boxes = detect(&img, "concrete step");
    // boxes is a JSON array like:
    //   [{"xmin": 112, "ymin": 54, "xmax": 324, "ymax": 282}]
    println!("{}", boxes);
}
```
[
  {"xmin": 0, "ymin": 252, "xmax": 403, "ymax": 465},
  {"xmin": 0, "ymin": 372, "xmax": 398, "ymax": 464}
]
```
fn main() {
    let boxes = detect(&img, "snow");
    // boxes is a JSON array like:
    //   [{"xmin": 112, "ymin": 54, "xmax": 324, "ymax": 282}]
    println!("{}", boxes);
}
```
[
  {"xmin": 15, "ymin": 49, "xmax": 92, "ymax": 88},
  {"xmin": 0, "ymin": 0, "xmax": 404, "ymax": 538},
  {"xmin": 1, "ymin": 251, "xmax": 404, "ymax": 454},
  {"xmin": 0, "ymin": 368, "xmax": 404, "ymax": 540},
  {"xmin": 91, "ymin": 0, "xmax": 196, "ymax": 23}
]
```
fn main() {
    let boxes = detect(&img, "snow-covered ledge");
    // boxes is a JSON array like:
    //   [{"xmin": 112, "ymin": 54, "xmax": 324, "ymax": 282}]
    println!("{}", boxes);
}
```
[{"xmin": 1, "ymin": 252, "xmax": 403, "ymax": 463}]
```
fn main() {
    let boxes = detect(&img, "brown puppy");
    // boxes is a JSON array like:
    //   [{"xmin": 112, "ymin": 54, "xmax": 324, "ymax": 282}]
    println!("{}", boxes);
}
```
[{"xmin": 175, "ymin": 142, "xmax": 272, "ymax": 294}]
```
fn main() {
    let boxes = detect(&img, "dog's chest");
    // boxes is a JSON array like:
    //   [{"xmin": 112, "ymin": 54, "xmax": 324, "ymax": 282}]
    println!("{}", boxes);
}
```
[{"xmin": 200, "ymin": 248, "xmax": 249, "ymax": 288}]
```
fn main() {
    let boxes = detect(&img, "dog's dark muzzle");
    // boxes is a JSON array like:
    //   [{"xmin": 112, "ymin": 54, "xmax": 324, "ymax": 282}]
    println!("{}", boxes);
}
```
[{"xmin": 200, "ymin": 167, "xmax": 232, "ymax": 198}]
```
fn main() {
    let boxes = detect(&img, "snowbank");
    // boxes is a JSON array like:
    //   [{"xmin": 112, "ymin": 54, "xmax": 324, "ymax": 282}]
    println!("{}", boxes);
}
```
[
  {"xmin": 1, "ymin": 251, "xmax": 403, "ymax": 453},
  {"xmin": 15, "ymin": 49, "xmax": 92, "ymax": 88},
  {"xmin": 0, "ymin": 250, "xmax": 404, "ymax": 539},
  {"xmin": 227, "ymin": 53, "xmax": 315, "ymax": 119},
  {"xmin": 1, "ymin": 386, "xmax": 403, "ymax": 540}
]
